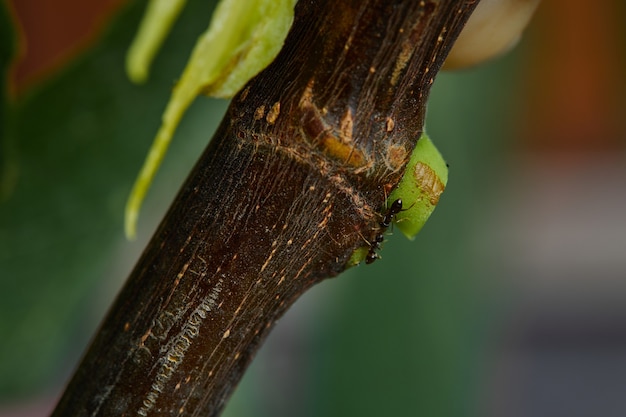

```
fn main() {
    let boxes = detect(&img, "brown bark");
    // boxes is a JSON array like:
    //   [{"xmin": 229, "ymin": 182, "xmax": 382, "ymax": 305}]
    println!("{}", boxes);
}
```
[{"xmin": 51, "ymin": 1, "xmax": 478, "ymax": 416}]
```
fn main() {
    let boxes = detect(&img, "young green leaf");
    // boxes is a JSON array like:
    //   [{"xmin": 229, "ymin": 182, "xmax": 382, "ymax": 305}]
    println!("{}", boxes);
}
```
[
  {"xmin": 389, "ymin": 132, "xmax": 448, "ymax": 240},
  {"xmin": 125, "ymin": 0, "xmax": 296, "ymax": 239}
]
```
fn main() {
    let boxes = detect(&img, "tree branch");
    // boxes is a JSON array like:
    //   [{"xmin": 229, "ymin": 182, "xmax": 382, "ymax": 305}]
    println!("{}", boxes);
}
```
[{"xmin": 51, "ymin": 1, "xmax": 478, "ymax": 416}]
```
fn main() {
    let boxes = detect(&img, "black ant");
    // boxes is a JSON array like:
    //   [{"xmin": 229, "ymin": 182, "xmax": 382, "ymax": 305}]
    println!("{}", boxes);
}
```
[{"xmin": 365, "ymin": 198, "xmax": 402, "ymax": 264}]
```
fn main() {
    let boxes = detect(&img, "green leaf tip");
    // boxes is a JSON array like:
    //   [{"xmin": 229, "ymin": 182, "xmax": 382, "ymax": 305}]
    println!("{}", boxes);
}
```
[
  {"xmin": 124, "ymin": 0, "xmax": 296, "ymax": 239},
  {"xmin": 388, "ymin": 132, "xmax": 448, "ymax": 240},
  {"xmin": 126, "ymin": 0, "xmax": 188, "ymax": 84},
  {"xmin": 124, "ymin": 127, "xmax": 174, "ymax": 240}
]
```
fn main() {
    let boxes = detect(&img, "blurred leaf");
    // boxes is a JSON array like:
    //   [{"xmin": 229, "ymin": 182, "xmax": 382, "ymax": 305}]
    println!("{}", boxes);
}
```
[
  {"xmin": 1, "ymin": 0, "xmax": 17, "ymax": 198},
  {"xmin": 0, "ymin": 0, "xmax": 226, "ymax": 400},
  {"xmin": 124, "ymin": 0, "xmax": 296, "ymax": 238}
]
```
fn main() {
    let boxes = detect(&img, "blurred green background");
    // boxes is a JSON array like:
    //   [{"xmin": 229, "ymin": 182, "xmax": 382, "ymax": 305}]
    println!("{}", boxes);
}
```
[{"xmin": 2, "ymin": 1, "xmax": 626, "ymax": 416}]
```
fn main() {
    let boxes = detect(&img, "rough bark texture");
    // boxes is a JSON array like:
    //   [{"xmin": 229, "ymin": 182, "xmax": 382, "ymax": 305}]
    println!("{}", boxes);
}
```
[{"xmin": 51, "ymin": 1, "xmax": 478, "ymax": 416}]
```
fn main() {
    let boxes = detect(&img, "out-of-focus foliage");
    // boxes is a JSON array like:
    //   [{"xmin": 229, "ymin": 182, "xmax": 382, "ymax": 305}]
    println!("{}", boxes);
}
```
[
  {"xmin": 0, "ymin": 0, "xmax": 227, "ymax": 400},
  {"xmin": 1, "ymin": 1, "xmax": 17, "ymax": 199}
]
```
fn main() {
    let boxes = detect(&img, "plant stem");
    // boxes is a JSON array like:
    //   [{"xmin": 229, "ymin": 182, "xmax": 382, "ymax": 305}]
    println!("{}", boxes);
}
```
[{"xmin": 51, "ymin": 1, "xmax": 478, "ymax": 416}]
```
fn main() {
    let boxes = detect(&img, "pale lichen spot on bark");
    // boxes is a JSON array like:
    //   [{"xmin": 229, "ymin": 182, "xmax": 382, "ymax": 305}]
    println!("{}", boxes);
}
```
[
  {"xmin": 266, "ymin": 102, "xmax": 280, "ymax": 124},
  {"xmin": 384, "ymin": 143, "xmax": 409, "ymax": 172},
  {"xmin": 321, "ymin": 134, "xmax": 368, "ymax": 167},
  {"xmin": 299, "ymin": 78, "xmax": 369, "ymax": 169},
  {"xmin": 385, "ymin": 117, "xmax": 395, "ymax": 132},
  {"xmin": 177, "ymin": 262, "xmax": 190, "ymax": 280},
  {"xmin": 239, "ymin": 86, "xmax": 250, "ymax": 102},
  {"xmin": 254, "ymin": 105, "xmax": 266, "ymax": 120},
  {"xmin": 299, "ymin": 78, "xmax": 315, "ymax": 108},
  {"xmin": 137, "ymin": 279, "xmax": 223, "ymax": 417},
  {"xmin": 390, "ymin": 38, "xmax": 414, "ymax": 87},
  {"xmin": 339, "ymin": 108, "xmax": 354, "ymax": 143}
]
